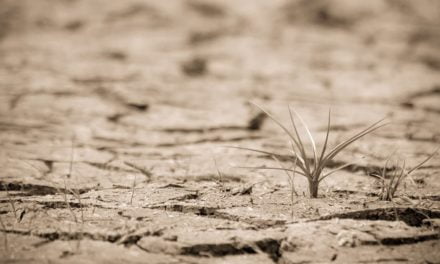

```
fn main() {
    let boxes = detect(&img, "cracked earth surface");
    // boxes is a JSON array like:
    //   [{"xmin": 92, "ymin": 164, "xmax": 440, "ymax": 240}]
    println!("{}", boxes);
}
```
[{"xmin": 1, "ymin": 0, "xmax": 440, "ymax": 263}]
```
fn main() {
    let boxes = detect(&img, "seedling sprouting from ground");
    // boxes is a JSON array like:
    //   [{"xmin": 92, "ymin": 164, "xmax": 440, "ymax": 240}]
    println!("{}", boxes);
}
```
[
  {"xmin": 234, "ymin": 103, "xmax": 387, "ymax": 198},
  {"xmin": 373, "ymin": 148, "xmax": 438, "ymax": 201}
]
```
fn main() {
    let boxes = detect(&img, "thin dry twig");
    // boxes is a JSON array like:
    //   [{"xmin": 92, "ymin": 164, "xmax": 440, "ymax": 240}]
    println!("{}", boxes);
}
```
[
  {"xmin": 124, "ymin": 161, "xmax": 155, "ymax": 205},
  {"xmin": 63, "ymin": 138, "xmax": 78, "ymax": 223},
  {"xmin": 212, "ymin": 155, "xmax": 224, "ymax": 187},
  {"xmin": 0, "ymin": 215, "xmax": 9, "ymax": 254},
  {"xmin": 124, "ymin": 161, "xmax": 153, "ymax": 183},
  {"xmin": 130, "ymin": 174, "xmax": 137, "ymax": 205},
  {"xmin": 273, "ymin": 155, "xmax": 298, "ymax": 218}
]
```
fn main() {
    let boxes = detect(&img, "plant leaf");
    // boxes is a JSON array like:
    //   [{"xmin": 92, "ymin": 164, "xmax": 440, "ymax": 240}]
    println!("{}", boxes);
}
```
[
  {"xmin": 226, "ymin": 145, "xmax": 282, "ymax": 158},
  {"xmin": 250, "ymin": 102, "xmax": 301, "ymax": 151},
  {"xmin": 287, "ymin": 105, "xmax": 310, "ymax": 172},
  {"xmin": 227, "ymin": 145, "xmax": 307, "ymax": 174},
  {"xmin": 233, "ymin": 165, "xmax": 307, "ymax": 177},
  {"xmin": 319, "ymin": 119, "xmax": 387, "ymax": 172},
  {"xmin": 289, "ymin": 105, "xmax": 318, "ymax": 173},
  {"xmin": 251, "ymin": 102, "xmax": 309, "ymax": 171},
  {"xmin": 390, "ymin": 159, "xmax": 406, "ymax": 197},
  {"xmin": 272, "ymin": 155, "xmax": 299, "ymax": 192},
  {"xmin": 318, "ymin": 109, "xmax": 331, "ymax": 165},
  {"xmin": 288, "ymin": 140, "xmax": 307, "ymax": 172},
  {"xmin": 406, "ymin": 147, "xmax": 439, "ymax": 175},
  {"xmin": 319, "ymin": 162, "xmax": 355, "ymax": 182}
]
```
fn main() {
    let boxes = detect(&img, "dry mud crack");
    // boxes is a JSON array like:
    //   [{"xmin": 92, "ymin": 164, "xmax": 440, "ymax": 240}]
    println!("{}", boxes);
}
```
[{"xmin": 1, "ymin": 0, "xmax": 440, "ymax": 263}]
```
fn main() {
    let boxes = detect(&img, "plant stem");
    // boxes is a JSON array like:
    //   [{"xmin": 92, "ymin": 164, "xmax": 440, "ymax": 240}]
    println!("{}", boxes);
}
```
[{"xmin": 308, "ymin": 179, "xmax": 319, "ymax": 198}]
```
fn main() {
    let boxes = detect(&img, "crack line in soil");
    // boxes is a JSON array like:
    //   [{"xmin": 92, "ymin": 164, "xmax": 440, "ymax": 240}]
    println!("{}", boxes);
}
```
[
  {"xmin": 147, "ymin": 203, "xmax": 286, "ymax": 229},
  {"xmin": 316, "ymin": 207, "xmax": 440, "ymax": 227},
  {"xmin": 0, "ymin": 181, "xmax": 90, "ymax": 196},
  {"xmin": 0, "ymin": 226, "xmax": 163, "ymax": 246},
  {"xmin": 134, "ymin": 235, "xmax": 282, "ymax": 263},
  {"xmin": 156, "ymin": 135, "xmax": 265, "ymax": 147},
  {"xmin": 156, "ymin": 125, "xmax": 248, "ymax": 133}
]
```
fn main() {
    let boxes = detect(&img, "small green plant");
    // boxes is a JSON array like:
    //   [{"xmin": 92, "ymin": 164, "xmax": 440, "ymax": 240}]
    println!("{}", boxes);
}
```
[
  {"xmin": 234, "ymin": 103, "xmax": 386, "ymax": 198},
  {"xmin": 374, "ymin": 149, "xmax": 438, "ymax": 201}
]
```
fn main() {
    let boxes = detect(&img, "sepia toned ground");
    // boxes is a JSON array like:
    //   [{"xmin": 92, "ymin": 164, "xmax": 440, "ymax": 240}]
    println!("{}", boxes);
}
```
[{"xmin": 1, "ymin": 0, "xmax": 440, "ymax": 263}]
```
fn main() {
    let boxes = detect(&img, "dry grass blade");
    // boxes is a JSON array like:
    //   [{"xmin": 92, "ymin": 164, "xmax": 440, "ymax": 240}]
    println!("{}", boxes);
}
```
[
  {"xmin": 390, "ymin": 160, "xmax": 406, "ymax": 198},
  {"xmin": 124, "ymin": 161, "xmax": 151, "ymax": 205},
  {"xmin": 130, "ymin": 174, "xmax": 137, "ymax": 205},
  {"xmin": 287, "ymin": 106, "xmax": 310, "ymax": 171},
  {"xmin": 378, "ymin": 148, "xmax": 438, "ymax": 201},
  {"xmin": 272, "ymin": 155, "xmax": 298, "ymax": 197},
  {"xmin": 318, "ymin": 109, "xmax": 331, "ymax": 164},
  {"xmin": 251, "ymin": 102, "xmax": 307, "ymax": 163},
  {"xmin": 406, "ymin": 147, "xmax": 439, "ymax": 175},
  {"xmin": 273, "ymin": 155, "xmax": 298, "ymax": 217},
  {"xmin": 124, "ymin": 161, "xmax": 153, "ymax": 183},
  {"xmin": 250, "ymin": 102, "xmax": 296, "ymax": 141},
  {"xmin": 272, "ymin": 155, "xmax": 291, "ymax": 180},
  {"xmin": 227, "ymin": 146, "xmax": 284, "ymax": 159},
  {"xmin": 70, "ymin": 190, "xmax": 84, "ymax": 223},
  {"xmin": 212, "ymin": 155, "xmax": 223, "ymax": 186},
  {"xmin": 63, "ymin": 183, "xmax": 77, "ymax": 223},
  {"xmin": 289, "ymin": 140, "xmax": 307, "ymax": 168},
  {"xmin": 227, "ymin": 145, "xmax": 307, "ymax": 172},
  {"xmin": 64, "ymin": 139, "xmax": 78, "ymax": 223},
  {"xmin": 0, "ymin": 215, "xmax": 8, "ymax": 254}
]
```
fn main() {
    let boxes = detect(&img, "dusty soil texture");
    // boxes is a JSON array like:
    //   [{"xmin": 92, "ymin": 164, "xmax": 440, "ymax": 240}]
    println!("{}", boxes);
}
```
[{"xmin": 1, "ymin": 0, "xmax": 440, "ymax": 263}]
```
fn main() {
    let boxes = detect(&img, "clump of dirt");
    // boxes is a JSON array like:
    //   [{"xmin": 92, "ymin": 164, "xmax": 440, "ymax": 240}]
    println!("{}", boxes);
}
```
[
  {"xmin": 181, "ymin": 57, "xmax": 208, "ymax": 77},
  {"xmin": 0, "ymin": 0, "xmax": 23, "ymax": 40}
]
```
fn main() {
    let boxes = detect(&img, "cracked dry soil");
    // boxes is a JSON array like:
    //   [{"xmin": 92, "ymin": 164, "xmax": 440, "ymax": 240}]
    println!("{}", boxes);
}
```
[{"xmin": 1, "ymin": 0, "xmax": 440, "ymax": 263}]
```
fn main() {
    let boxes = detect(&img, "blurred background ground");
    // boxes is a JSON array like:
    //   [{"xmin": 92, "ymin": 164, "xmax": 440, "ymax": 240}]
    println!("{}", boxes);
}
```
[{"xmin": 0, "ymin": 0, "xmax": 440, "ymax": 263}]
